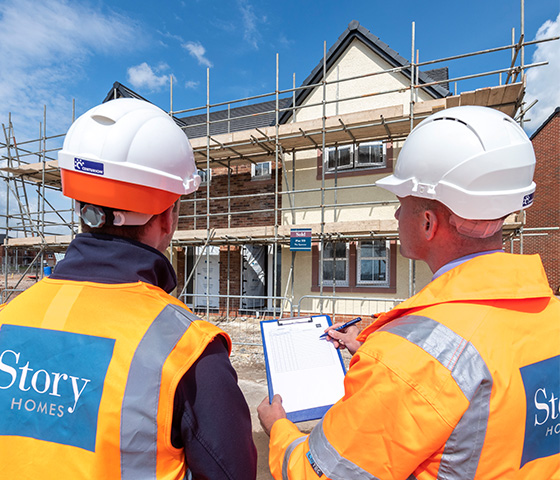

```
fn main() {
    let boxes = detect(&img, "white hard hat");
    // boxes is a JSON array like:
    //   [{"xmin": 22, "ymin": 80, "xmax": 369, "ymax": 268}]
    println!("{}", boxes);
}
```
[
  {"xmin": 58, "ymin": 98, "xmax": 201, "ymax": 215},
  {"xmin": 376, "ymin": 106, "xmax": 536, "ymax": 220}
]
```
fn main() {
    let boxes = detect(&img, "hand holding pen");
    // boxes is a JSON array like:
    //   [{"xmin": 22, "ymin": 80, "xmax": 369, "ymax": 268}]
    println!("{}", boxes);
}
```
[
  {"xmin": 319, "ymin": 317, "xmax": 362, "ymax": 338},
  {"xmin": 322, "ymin": 316, "xmax": 364, "ymax": 355}
]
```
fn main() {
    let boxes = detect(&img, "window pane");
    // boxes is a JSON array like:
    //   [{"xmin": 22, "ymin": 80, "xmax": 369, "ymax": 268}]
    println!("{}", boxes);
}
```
[
  {"xmin": 334, "ymin": 260, "xmax": 346, "ymax": 281},
  {"xmin": 338, "ymin": 147, "xmax": 352, "ymax": 168},
  {"xmin": 361, "ymin": 241, "xmax": 373, "ymax": 257},
  {"xmin": 323, "ymin": 260, "xmax": 333, "ymax": 281},
  {"xmin": 334, "ymin": 242, "xmax": 346, "ymax": 258},
  {"xmin": 375, "ymin": 260, "xmax": 387, "ymax": 281},
  {"xmin": 357, "ymin": 143, "xmax": 384, "ymax": 166},
  {"xmin": 373, "ymin": 241, "xmax": 386, "ymax": 257},
  {"xmin": 326, "ymin": 146, "xmax": 352, "ymax": 170},
  {"xmin": 360, "ymin": 260, "xmax": 373, "ymax": 281},
  {"xmin": 324, "ymin": 242, "xmax": 334, "ymax": 259},
  {"xmin": 327, "ymin": 149, "xmax": 337, "ymax": 170}
]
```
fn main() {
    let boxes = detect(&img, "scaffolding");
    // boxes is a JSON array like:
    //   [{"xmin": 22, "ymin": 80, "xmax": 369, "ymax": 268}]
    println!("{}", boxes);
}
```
[{"xmin": 1, "ymin": 17, "xmax": 558, "ymax": 346}]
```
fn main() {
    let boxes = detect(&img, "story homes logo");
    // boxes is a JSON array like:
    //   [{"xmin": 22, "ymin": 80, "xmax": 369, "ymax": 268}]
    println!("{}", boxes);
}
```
[
  {"xmin": 0, "ymin": 325, "xmax": 114, "ymax": 452},
  {"xmin": 520, "ymin": 355, "xmax": 560, "ymax": 467}
]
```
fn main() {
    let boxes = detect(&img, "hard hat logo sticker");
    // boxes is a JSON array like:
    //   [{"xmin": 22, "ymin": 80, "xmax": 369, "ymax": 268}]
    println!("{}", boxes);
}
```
[
  {"xmin": 522, "ymin": 192, "xmax": 534, "ymax": 208},
  {"xmin": 74, "ymin": 157, "xmax": 104, "ymax": 176}
]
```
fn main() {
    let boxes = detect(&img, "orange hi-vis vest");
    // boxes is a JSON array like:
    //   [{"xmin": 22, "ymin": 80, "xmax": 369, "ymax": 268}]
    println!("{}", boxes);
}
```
[
  {"xmin": 269, "ymin": 253, "xmax": 560, "ymax": 479},
  {"xmin": 0, "ymin": 276, "xmax": 230, "ymax": 479}
]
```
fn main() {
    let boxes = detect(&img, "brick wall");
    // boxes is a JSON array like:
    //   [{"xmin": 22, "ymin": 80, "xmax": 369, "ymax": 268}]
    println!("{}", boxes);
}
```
[
  {"xmin": 517, "ymin": 109, "xmax": 560, "ymax": 293},
  {"xmin": 178, "ymin": 162, "xmax": 281, "ymax": 230},
  {"xmin": 174, "ymin": 161, "xmax": 283, "ymax": 316}
]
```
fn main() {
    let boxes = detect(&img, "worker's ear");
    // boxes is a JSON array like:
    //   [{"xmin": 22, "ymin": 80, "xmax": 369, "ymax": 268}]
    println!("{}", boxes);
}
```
[
  {"xmin": 160, "ymin": 203, "xmax": 177, "ymax": 235},
  {"xmin": 422, "ymin": 209, "xmax": 438, "ymax": 241}
]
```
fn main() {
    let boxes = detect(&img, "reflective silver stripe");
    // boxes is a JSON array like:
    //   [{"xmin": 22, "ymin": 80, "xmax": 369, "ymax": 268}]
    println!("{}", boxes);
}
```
[
  {"xmin": 282, "ymin": 436, "xmax": 306, "ymax": 480},
  {"xmin": 121, "ymin": 304, "xmax": 198, "ymax": 479},
  {"xmin": 380, "ymin": 315, "xmax": 493, "ymax": 480},
  {"xmin": 407, "ymin": 475, "xmax": 418, "ymax": 480},
  {"xmin": 308, "ymin": 419, "xmax": 380, "ymax": 480}
]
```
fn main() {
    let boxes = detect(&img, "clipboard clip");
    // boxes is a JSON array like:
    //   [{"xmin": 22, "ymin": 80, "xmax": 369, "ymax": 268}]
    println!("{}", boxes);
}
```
[{"xmin": 277, "ymin": 316, "xmax": 313, "ymax": 326}]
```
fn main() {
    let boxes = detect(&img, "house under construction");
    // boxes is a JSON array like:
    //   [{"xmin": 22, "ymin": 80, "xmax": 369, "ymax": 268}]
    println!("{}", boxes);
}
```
[{"xmin": 1, "ymin": 19, "xmax": 557, "ymax": 345}]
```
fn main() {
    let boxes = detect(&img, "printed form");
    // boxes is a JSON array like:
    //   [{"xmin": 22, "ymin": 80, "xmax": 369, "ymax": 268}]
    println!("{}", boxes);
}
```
[{"xmin": 261, "ymin": 315, "xmax": 346, "ymax": 420}]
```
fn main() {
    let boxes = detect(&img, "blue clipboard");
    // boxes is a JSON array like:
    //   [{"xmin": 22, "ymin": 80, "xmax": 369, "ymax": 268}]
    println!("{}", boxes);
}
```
[{"xmin": 260, "ymin": 315, "xmax": 347, "ymax": 423}]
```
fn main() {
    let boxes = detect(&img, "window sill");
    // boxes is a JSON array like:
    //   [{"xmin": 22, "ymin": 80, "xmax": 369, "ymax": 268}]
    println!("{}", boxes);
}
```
[{"xmin": 311, "ymin": 285, "xmax": 396, "ymax": 294}]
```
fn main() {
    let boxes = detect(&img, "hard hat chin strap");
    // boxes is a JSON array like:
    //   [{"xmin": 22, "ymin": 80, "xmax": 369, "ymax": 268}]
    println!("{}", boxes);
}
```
[
  {"xmin": 76, "ymin": 203, "xmax": 153, "ymax": 227},
  {"xmin": 449, "ymin": 214, "xmax": 504, "ymax": 239},
  {"xmin": 112, "ymin": 211, "xmax": 153, "ymax": 226}
]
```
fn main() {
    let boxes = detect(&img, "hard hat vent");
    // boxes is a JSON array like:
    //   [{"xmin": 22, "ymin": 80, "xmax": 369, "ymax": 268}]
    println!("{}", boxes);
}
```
[{"xmin": 91, "ymin": 115, "xmax": 115, "ymax": 126}]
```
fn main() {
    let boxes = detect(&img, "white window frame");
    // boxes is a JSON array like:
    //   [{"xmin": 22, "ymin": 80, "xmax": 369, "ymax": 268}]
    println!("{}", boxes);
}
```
[
  {"xmin": 325, "ymin": 141, "xmax": 386, "ymax": 173},
  {"xmin": 251, "ymin": 161, "xmax": 272, "ymax": 180},
  {"xmin": 321, "ymin": 241, "xmax": 349, "ymax": 287},
  {"xmin": 198, "ymin": 168, "xmax": 211, "ymax": 186},
  {"xmin": 357, "ymin": 240, "xmax": 390, "ymax": 286}
]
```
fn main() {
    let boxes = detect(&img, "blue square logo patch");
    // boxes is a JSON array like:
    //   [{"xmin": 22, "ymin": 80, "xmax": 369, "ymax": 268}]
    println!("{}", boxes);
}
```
[
  {"xmin": 74, "ymin": 157, "xmax": 104, "ymax": 175},
  {"xmin": 519, "ymin": 355, "xmax": 560, "ymax": 467},
  {"xmin": 0, "ymin": 325, "xmax": 114, "ymax": 452}
]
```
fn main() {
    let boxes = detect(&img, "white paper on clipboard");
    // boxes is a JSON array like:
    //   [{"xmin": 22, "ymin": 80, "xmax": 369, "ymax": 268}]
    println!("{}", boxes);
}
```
[{"xmin": 260, "ymin": 315, "xmax": 346, "ymax": 423}]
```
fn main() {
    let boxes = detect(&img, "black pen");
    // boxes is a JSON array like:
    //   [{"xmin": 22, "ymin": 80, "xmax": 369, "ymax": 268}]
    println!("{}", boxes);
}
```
[{"xmin": 319, "ymin": 317, "xmax": 362, "ymax": 339}]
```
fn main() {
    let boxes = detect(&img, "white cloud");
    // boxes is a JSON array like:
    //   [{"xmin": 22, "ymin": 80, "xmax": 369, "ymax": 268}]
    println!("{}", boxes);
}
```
[
  {"xmin": 525, "ymin": 12, "xmax": 560, "ymax": 132},
  {"xmin": 237, "ymin": 0, "xmax": 261, "ymax": 49},
  {"xmin": 127, "ymin": 63, "xmax": 170, "ymax": 90},
  {"xmin": 183, "ymin": 41, "xmax": 213, "ymax": 68},
  {"xmin": 0, "ymin": 0, "xmax": 139, "ymax": 139},
  {"xmin": 185, "ymin": 80, "xmax": 200, "ymax": 89}
]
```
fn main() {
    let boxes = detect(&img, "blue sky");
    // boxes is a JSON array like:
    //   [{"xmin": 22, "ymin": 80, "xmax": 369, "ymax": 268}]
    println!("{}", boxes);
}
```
[{"xmin": 0, "ymin": 0, "xmax": 559, "ymax": 142}]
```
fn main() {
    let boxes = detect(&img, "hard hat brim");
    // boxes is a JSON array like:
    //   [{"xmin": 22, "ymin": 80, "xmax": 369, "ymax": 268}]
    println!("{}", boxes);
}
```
[{"xmin": 61, "ymin": 169, "xmax": 180, "ymax": 215}]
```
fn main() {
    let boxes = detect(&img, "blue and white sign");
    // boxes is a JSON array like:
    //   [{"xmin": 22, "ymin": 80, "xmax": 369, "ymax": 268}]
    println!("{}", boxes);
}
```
[
  {"xmin": 74, "ymin": 157, "xmax": 104, "ymax": 176},
  {"xmin": 290, "ymin": 228, "xmax": 312, "ymax": 251},
  {"xmin": 519, "ymin": 355, "xmax": 560, "ymax": 467},
  {"xmin": 0, "ymin": 325, "xmax": 115, "ymax": 452}
]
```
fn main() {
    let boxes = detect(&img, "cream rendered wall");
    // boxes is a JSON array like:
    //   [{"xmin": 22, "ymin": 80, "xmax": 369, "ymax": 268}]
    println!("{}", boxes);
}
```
[
  {"xmin": 281, "ymin": 37, "xmax": 439, "ymax": 316},
  {"xmin": 293, "ymin": 38, "xmax": 434, "ymax": 122}
]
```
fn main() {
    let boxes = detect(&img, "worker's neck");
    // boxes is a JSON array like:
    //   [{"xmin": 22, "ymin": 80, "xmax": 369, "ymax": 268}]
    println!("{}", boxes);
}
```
[{"xmin": 426, "ymin": 238, "xmax": 503, "ymax": 274}]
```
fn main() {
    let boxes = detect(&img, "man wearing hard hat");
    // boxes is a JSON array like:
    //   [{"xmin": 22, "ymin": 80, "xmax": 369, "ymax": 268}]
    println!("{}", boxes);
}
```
[
  {"xmin": 0, "ymin": 99, "xmax": 257, "ymax": 479},
  {"xmin": 258, "ymin": 106, "xmax": 560, "ymax": 479}
]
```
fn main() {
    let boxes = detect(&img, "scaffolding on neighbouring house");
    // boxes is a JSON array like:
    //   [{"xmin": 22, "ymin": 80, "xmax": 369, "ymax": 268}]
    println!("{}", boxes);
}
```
[{"xmin": 1, "ymin": 16, "xmax": 558, "ymax": 347}]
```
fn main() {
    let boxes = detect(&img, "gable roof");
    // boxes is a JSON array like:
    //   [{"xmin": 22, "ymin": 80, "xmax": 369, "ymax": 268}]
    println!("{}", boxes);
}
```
[
  {"xmin": 530, "ymin": 106, "xmax": 560, "ymax": 140},
  {"xmin": 279, "ymin": 20, "xmax": 449, "ymax": 123},
  {"xmin": 102, "ymin": 82, "xmax": 151, "ymax": 103}
]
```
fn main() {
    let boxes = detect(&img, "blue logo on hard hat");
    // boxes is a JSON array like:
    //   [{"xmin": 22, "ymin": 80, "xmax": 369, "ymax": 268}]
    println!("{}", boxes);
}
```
[
  {"xmin": 0, "ymin": 325, "xmax": 114, "ymax": 452},
  {"xmin": 74, "ymin": 157, "xmax": 104, "ymax": 176},
  {"xmin": 519, "ymin": 355, "xmax": 560, "ymax": 467},
  {"xmin": 522, "ymin": 192, "xmax": 534, "ymax": 208}
]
